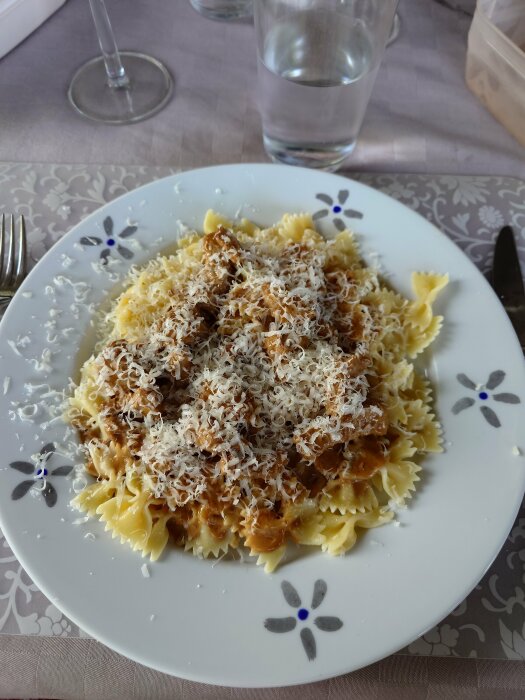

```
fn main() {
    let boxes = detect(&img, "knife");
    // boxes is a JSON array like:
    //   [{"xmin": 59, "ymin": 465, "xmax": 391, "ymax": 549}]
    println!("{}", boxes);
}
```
[{"xmin": 492, "ymin": 225, "xmax": 525, "ymax": 352}]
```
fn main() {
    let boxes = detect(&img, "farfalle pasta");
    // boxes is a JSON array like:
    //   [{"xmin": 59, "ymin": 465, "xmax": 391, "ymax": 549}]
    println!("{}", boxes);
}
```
[{"xmin": 67, "ymin": 211, "xmax": 447, "ymax": 572}]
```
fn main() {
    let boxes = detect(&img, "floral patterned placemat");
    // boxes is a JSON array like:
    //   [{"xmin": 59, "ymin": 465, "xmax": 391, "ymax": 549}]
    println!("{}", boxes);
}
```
[{"xmin": 0, "ymin": 163, "xmax": 524, "ymax": 660}]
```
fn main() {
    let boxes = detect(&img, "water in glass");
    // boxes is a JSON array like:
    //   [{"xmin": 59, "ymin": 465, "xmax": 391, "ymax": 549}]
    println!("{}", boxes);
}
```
[{"xmin": 258, "ymin": 9, "xmax": 378, "ymax": 169}]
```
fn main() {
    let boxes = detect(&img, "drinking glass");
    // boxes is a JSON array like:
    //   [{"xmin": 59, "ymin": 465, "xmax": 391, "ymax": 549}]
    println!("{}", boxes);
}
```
[
  {"xmin": 68, "ymin": 0, "xmax": 173, "ymax": 125},
  {"xmin": 254, "ymin": 0, "xmax": 399, "ymax": 171},
  {"xmin": 189, "ymin": 0, "xmax": 253, "ymax": 20}
]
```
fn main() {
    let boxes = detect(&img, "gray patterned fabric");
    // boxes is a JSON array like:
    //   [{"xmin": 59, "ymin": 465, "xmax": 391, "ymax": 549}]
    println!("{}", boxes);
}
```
[{"xmin": 0, "ymin": 636, "xmax": 524, "ymax": 700}]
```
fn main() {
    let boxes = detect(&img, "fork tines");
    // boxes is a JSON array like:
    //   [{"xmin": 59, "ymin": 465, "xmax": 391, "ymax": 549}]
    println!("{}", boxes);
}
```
[{"xmin": 0, "ymin": 214, "xmax": 27, "ymax": 296}]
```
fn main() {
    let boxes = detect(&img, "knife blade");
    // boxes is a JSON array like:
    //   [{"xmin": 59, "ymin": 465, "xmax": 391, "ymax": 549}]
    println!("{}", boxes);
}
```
[{"xmin": 492, "ymin": 225, "xmax": 525, "ymax": 351}]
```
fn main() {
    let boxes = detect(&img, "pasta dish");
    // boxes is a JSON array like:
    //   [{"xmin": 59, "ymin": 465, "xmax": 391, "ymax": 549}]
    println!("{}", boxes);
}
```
[{"xmin": 68, "ymin": 211, "xmax": 447, "ymax": 572}]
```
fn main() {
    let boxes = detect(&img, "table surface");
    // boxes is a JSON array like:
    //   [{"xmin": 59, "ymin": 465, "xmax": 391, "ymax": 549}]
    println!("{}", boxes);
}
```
[
  {"xmin": 0, "ymin": 0, "xmax": 522, "ymax": 177},
  {"xmin": 1, "ymin": 0, "xmax": 525, "ymax": 698}
]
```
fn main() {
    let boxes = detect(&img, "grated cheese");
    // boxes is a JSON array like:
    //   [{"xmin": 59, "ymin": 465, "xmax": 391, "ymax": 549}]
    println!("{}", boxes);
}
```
[
  {"xmin": 79, "ymin": 230, "xmax": 386, "ymax": 517},
  {"xmin": 60, "ymin": 254, "xmax": 75, "ymax": 269},
  {"xmin": 68, "ymin": 219, "xmax": 447, "ymax": 568},
  {"xmin": 7, "ymin": 340, "xmax": 22, "ymax": 357},
  {"xmin": 28, "ymin": 348, "xmax": 54, "ymax": 373},
  {"xmin": 18, "ymin": 404, "xmax": 38, "ymax": 420}
]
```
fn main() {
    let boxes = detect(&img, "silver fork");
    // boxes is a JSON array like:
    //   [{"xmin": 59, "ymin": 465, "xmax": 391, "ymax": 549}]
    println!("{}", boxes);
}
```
[{"xmin": 0, "ymin": 215, "xmax": 27, "ymax": 307}]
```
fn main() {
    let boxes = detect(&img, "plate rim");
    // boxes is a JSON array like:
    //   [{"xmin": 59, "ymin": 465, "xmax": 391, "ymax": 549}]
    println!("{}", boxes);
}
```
[{"xmin": 0, "ymin": 163, "xmax": 524, "ymax": 687}]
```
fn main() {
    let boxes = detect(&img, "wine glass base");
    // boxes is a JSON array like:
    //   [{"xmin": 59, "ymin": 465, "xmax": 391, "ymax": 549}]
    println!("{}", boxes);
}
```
[
  {"xmin": 189, "ymin": 0, "xmax": 253, "ymax": 20},
  {"xmin": 68, "ymin": 52, "xmax": 173, "ymax": 125}
]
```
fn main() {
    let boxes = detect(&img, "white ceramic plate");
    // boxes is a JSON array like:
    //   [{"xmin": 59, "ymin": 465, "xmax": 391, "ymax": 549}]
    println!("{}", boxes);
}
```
[{"xmin": 0, "ymin": 164, "xmax": 524, "ymax": 688}]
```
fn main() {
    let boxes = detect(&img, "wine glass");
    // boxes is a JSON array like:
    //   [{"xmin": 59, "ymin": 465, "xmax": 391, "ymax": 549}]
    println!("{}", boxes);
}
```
[
  {"xmin": 387, "ymin": 12, "xmax": 401, "ymax": 46},
  {"xmin": 68, "ymin": 0, "xmax": 173, "ymax": 125}
]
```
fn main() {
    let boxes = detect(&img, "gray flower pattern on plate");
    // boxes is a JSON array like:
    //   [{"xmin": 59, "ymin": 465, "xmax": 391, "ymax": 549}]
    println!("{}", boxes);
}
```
[
  {"xmin": 313, "ymin": 190, "xmax": 363, "ymax": 231},
  {"xmin": 452, "ymin": 371, "xmax": 521, "ymax": 427},
  {"xmin": 264, "ymin": 580, "xmax": 343, "ymax": 660},
  {"xmin": 10, "ymin": 443, "xmax": 73, "ymax": 508},
  {"xmin": 79, "ymin": 215, "xmax": 137, "ymax": 265}
]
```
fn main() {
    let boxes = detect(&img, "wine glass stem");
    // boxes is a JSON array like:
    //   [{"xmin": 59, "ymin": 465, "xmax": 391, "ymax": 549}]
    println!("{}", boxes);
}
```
[{"xmin": 88, "ymin": 0, "xmax": 130, "ymax": 89}]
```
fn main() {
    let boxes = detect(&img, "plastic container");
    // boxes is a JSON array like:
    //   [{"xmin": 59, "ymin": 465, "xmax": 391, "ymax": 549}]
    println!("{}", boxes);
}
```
[
  {"xmin": 0, "ymin": 0, "xmax": 67, "ymax": 60},
  {"xmin": 466, "ymin": 0, "xmax": 525, "ymax": 147}
]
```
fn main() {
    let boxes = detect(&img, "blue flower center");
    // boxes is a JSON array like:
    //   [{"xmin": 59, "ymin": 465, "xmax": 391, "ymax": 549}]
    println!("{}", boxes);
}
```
[
  {"xmin": 107, "ymin": 238, "xmax": 116, "ymax": 246},
  {"xmin": 479, "ymin": 391, "xmax": 489, "ymax": 400},
  {"xmin": 332, "ymin": 205, "xmax": 342, "ymax": 214},
  {"xmin": 35, "ymin": 467, "xmax": 48, "ymax": 479},
  {"xmin": 298, "ymin": 608, "xmax": 309, "ymax": 621}
]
